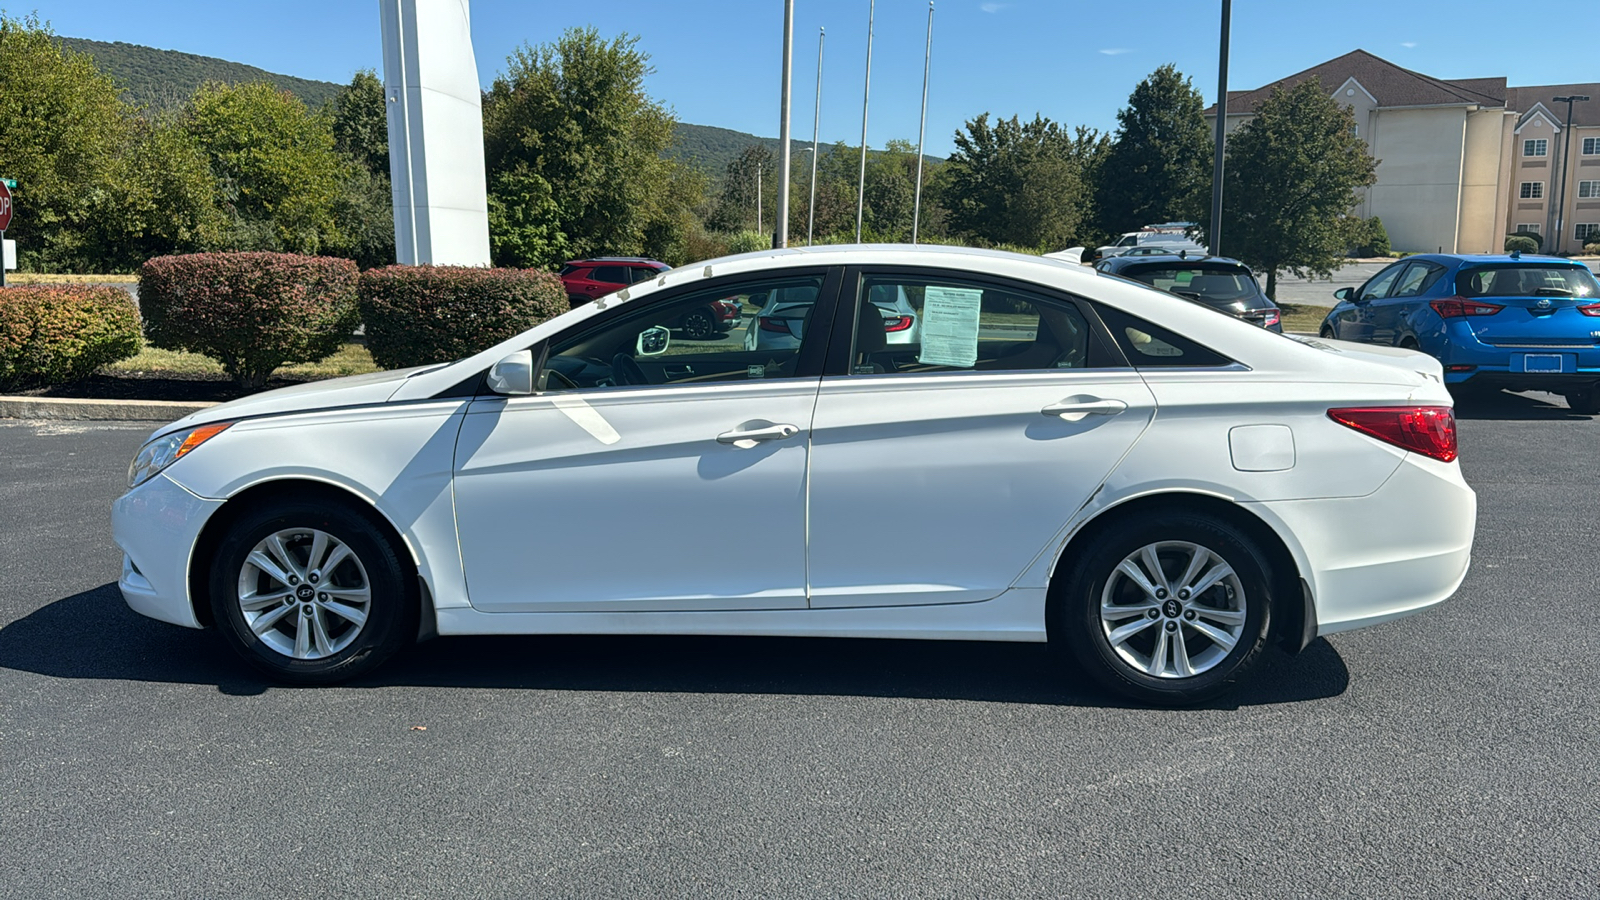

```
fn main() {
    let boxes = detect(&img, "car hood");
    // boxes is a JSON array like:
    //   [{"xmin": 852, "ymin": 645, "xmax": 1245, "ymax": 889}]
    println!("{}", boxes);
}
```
[{"xmin": 151, "ymin": 364, "xmax": 445, "ymax": 437}]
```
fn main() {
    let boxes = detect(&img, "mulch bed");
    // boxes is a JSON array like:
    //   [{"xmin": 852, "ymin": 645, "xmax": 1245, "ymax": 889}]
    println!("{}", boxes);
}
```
[{"xmin": 19, "ymin": 372, "xmax": 319, "ymax": 403}]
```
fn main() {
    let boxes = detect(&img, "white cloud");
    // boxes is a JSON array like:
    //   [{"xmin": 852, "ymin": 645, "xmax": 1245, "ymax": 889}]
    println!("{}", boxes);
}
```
[
  {"xmin": 979, "ymin": 2, "xmax": 1010, "ymax": 12},
  {"xmin": 1400, "ymin": 41, "xmax": 1418, "ymax": 48},
  {"xmin": 1098, "ymin": 48, "xmax": 1132, "ymax": 56}
]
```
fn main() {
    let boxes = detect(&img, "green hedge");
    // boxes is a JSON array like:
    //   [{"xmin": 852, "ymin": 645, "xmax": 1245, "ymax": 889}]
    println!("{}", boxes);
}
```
[
  {"xmin": 0, "ymin": 285, "xmax": 141, "ymax": 391},
  {"xmin": 357, "ymin": 266, "xmax": 566, "ymax": 370},
  {"xmin": 140, "ymin": 252, "xmax": 360, "ymax": 389},
  {"xmin": 1504, "ymin": 235, "xmax": 1539, "ymax": 254}
]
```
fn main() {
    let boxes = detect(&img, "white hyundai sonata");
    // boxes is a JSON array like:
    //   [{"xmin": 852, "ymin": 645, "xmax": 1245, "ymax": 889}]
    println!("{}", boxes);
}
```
[{"xmin": 113, "ymin": 245, "xmax": 1475, "ymax": 704}]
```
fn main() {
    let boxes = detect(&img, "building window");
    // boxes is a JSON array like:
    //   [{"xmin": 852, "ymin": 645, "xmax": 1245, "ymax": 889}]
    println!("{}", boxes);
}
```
[
  {"xmin": 1580, "ymin": 181, "xmax": 1600, "ymax": 199},
  {"xmin": 1585, "ymin": 137, "xmax": 1600, "ymax": 155},
  {"xmin": 1577, "ymin": 224, "xmax": 1600, "ymax": 243},
  {"xmin": 1515, "ymin": 223, "xmax": 1541, "ymax": 236},
  {"xmin": 1520, "ymin": 182, "xmax": 1545, "ymax": 199},
  {"xmin": 1523, "ymin": 138, "xmax": 1548, "ymax": 157}
]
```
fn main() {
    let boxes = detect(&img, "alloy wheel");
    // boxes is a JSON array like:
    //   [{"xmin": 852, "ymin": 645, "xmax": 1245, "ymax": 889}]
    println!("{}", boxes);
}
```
[
  {"xmin": 236, "ymin": 528, "xmax": 372, "ymax": 660},
  {"xmin": 1098, "ymin": 540, "xmax": 1248, "ymax": 679}
]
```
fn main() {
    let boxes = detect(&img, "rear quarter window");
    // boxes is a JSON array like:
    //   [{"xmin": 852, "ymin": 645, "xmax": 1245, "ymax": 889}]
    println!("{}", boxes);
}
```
[{"xmin": 1093, "ymin": 304, "xmax": 1233, "ymax": 368}]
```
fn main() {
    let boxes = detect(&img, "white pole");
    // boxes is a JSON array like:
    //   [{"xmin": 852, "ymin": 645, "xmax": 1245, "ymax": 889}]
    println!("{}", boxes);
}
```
[
  {"xmin": 912, "ymin": 1, "xmax": 933, "ymax": 244},
  {"xmin": 809, "ymin": 26, "xmax": 824, "ymax": 246},
  {"xmin": 855, "ymin": 0, "xmax": 874, "ymax": 243},
  {"xmin": 776, "ymin": 0, "xmax": 794, "ymax": 248}
]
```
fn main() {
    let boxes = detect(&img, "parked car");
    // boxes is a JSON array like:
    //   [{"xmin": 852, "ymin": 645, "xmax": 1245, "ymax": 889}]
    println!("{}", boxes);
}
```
[
  {"xmin": 1096, "ymin": 255, "xmax": 1282, "ymax": 332},
  {"xmin": 113, "ymin": 244, "xmax": 1474, "ymax": 705},
  {"xmin": 1318, "ymin": 253, "xmax": 1600, "ymax": 412},
  {"xmin": 1095, "ymin": 228, "xmax": 1207, "ymax": 260},
  {"xmin": 558, "ymin": 257, "xmax": 671, "ymax": 308},
  {"xmin": 561, "ymin": 257, "xmax": 735, "ymax": 339},
  {"xmin": 745, "ymin": 282, "xmax": 920, "ymax": 352}
]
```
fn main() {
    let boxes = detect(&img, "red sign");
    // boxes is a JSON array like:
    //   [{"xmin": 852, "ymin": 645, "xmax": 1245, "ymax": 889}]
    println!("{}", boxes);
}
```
[{"xmin": 0, "ymin": 181, "xmax": 11, "ymax": 232}]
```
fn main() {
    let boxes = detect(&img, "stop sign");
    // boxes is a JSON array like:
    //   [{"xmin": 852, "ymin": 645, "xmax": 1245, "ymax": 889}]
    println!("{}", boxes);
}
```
[{"xmin": 0, "ymin": 181, "xmax": 11, "ymax": 232}]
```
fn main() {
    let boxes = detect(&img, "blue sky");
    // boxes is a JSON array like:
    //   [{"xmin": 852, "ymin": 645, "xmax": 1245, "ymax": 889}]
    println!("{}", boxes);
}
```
[{"xmin": 13, "ymin": 0, "xmax": 1588, "ymax": 157}]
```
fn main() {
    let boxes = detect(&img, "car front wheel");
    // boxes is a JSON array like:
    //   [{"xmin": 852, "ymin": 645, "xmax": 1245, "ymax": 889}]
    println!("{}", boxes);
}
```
[
  {"xmin": 1058, "ymin": 512, "xmax": 1273, "ymax": 706},
  {"xmin": 681, "ymin": 308, "xmax": 716, "ymax": 340},
  {"xmin": 209, "ymin": 500, "xmax": 416, "ymax": 685}
]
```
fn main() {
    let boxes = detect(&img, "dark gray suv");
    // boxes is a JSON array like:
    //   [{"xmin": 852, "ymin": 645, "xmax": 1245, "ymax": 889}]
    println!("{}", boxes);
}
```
[{"xmin": 1095, "ymin": 254, "xmax": 1282, "ymax": 332}]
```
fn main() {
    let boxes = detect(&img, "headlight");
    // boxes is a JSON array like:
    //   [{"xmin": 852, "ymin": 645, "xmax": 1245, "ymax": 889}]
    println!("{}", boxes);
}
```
[{"xmin": 127, "ymin": 422, "xmax": 233, "ymax": 489}]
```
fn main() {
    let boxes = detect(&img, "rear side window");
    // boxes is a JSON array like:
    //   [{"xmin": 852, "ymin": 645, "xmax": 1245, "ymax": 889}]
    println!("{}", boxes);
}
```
[
  {"xmin": 558, "ymin": 264, "xmax": 577, "ymax": 276},
  {"xmin": 1457, "ymin": 265, "xmax": 1599, "ymax": 299},
  {"xmin": 591, "ymin": 266, "xmax": 631, "ymax": 285},
  {"xmin": 1094, "ymin": 304, "xmax": 1233, "ymax": 368}
]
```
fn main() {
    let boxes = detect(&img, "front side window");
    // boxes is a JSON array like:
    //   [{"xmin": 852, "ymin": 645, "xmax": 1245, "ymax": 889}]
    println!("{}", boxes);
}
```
[
  {"xmin": 540, "ymin": 275, "xmax": 824, "ymax": 391},
  {"xmin": 1358, "ymin": 263, "xmax": 1406, "ymax": 301},
  {"xmin": 1389, "ymin": 262, "xmax": 1446, "ymax": 299},
  {"xmin": 845, "ymin": 275, "xmax": 1108, "ymax": 374},
  {"xmin": 1524, "ymin": 138, "xmax": 1548, "ymax": 157},
  {"xmin": 1521, "ymin": 182, "xmax": 1545, "ymax": 200}
]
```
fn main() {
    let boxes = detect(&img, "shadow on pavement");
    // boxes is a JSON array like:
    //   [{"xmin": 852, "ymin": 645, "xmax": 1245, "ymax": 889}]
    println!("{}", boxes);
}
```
[
  {"xmin": 1453, "ymin": 389, "xmax": 1591, "ymax": 422},
  {"xmin": 0, "ymin": 583, "xmax": 1350, "ymax": 709}
]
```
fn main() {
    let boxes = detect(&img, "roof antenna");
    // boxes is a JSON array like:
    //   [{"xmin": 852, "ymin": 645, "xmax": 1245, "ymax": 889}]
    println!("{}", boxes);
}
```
[
  {"xmin": 1510, "ymin": 249, "xmax": 1521, "ymax": 260},
  {"xmin": 1179, "ymin": 249, "xmax": 1187, "ymax": 260}
]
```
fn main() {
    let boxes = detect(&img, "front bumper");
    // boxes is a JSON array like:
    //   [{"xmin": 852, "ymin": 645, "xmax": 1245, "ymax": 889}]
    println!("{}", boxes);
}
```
[
  {"xmin": 1250, "ymin": 452, "xmax": 1476, "ymax": 637},
  {"xmin": 111, "ymin": 473, "xmax": 224, "ymax": 629}
]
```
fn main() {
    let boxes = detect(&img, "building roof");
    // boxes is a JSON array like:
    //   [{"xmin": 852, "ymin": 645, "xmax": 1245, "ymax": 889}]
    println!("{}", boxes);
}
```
[
  {"xmin": 1205, "ymin": 49, "xmax": 1506, "ymax": 115},
  {"xmin": 1506, "ymin": 85, "xmax": 1600, "ymax": 129}
]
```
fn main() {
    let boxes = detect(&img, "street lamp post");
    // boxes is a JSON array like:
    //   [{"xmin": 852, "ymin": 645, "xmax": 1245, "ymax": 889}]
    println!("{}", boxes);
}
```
[
  {"xmin": 856, "ymin": 0, "xmax": 875, "ymax": 243},
  {"xmin": 1207, "ymin": 0, "xmax": 1231, "ymax": 257},
  {"xmin": 776, "ymin": 0, "xmax": 795, "ymax": 248},
  {"xmin": 1553, "ymin": 94, "xmax": 1590, "ymax": 254},
  {"xmin": 912, "ymin": 1, "xmax": 933, "ymax": 245},
  {"xmin": 810, "ymin": 27, "xmax": 824, "ymax": 246}
]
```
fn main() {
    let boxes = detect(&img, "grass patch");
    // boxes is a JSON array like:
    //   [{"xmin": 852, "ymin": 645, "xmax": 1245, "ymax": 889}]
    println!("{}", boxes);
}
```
[
  {"xmin": 9, "ymin": 273, "xmax": 139, "ymax": 284},
  {"xmin": 103, "ymin": 341, "xmax": 380, "ymax": 379},
  {"xmin": 1278, "ymin": 303, "xmax": 1329, "ymax": 334}
]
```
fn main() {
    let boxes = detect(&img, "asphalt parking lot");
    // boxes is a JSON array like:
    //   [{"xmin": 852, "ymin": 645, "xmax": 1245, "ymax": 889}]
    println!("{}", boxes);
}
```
[{"xmin": 2, "ymin": 396, "xmax": 1598, "ymax": 898}]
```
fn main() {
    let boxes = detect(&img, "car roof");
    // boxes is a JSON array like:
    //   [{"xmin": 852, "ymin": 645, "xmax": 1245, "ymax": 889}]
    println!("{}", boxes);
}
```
[
  {"xmin": 1394, "ymin": 253, "xmax": 1585, "ymax": 267},
  {"xmin": 563, "ymin": 257, "xmax": 669, "ymax": 266},
  {"xmin": 1099, "ymin": 254, "xmax": 1251, "ymax": 270}
]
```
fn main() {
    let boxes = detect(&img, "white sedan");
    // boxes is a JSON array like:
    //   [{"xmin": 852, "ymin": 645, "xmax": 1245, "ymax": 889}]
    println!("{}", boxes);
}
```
[{"xmin": 113, "ymin": 245, "xmax": 1475, "ymax": 704}]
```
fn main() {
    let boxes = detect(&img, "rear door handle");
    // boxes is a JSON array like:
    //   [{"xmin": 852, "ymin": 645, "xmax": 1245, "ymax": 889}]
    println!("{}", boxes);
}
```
[
  {"xmin": 716, "ymin": 423, "xmax": 801, "ymax": 448},
  {"xmin": 1041, "ymin": 397, "xmax": 1128, "ymax": 422}
]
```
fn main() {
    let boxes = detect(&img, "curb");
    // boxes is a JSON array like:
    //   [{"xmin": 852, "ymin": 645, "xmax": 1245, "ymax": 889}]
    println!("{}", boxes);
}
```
[{"xmin": 0, "ymin": 395, "xmax": 216, "ymax": 422}]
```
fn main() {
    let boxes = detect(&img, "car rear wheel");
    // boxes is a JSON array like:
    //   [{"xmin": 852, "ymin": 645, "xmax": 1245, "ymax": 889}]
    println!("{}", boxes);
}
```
[
  {"xmin": 1319, "ymin": 324, "xmax": 1335, "ymax": 339},
  {"xmin": 1057, "ymin": 512, "xmax": 1272, "ymax": 706},
  {"xmin": 209, "ymin": 500, "xmax": 416, "ymax": 685}
]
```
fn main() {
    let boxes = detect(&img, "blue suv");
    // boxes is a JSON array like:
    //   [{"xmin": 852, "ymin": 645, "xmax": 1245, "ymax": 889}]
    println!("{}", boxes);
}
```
[{"xmin": 1320, "ymin": 254, "xmax": 1600, "ymax": 413}]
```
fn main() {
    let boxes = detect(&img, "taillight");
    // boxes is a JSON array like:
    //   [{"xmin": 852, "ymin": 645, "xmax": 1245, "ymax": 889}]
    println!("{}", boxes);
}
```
[
  {"xmin": 1257, "ymin": 307, "xmax": 1281, "ymax": 328},
  {"xmin": 1328, "ymin": 406, "xmax": 1457, "ymax": 463},
  {"xmin": 882, "ymin": 315, "xmax": 914, "ymax": 332},
  {"xmin": 1430, "ymin": 297, "xmax": 1503, "ymax": 318},
  {"xmin": 758, "ymin": 317, "xmax": 793, "ymax": 333},
  {"xmin": 1578, "ymin": 304, "xmax": 1600, "ymax": 317}
]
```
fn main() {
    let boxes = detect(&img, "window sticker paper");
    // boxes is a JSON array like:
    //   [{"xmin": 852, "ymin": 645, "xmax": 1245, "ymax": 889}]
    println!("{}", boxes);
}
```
[{"xmin": 917, "ymin": 286, "xmax": 983, "ymax": 367}]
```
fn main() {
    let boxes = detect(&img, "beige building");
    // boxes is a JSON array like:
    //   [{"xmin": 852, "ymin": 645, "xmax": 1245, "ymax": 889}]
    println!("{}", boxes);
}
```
[{"xmin": 1207, "ymin": 51, "xmax": 1600, "ymax": 255}]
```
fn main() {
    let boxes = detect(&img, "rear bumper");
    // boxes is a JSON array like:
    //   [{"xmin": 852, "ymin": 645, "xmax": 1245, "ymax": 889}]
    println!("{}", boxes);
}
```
[
  {"xmin": 1449, "ymin": 370, "xmax": 1600, "ymax": 391},
  {"xmin": 1250, "ymin": 453, "xmax": 1476, "ymax": 637}
]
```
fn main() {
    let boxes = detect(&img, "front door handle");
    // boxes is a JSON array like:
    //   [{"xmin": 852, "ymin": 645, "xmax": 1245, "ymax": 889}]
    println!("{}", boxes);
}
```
[
  {"xmin": 1041, "ymin": 397, "xmax": 1128, "ymax": 423},
  {"xmin": 716, "ymin": 423, "xmax": 801, "ymax": 448}
]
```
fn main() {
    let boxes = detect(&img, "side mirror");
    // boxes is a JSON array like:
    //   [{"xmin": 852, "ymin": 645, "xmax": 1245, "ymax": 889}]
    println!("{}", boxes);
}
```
[
  {"xmin": 636, "ymin": 325, "xmax": 670, "ymax": 356},
  {"xmin": 486, "ymin": 349, "xmax": 534, "ymax": 396},
  {"xmin": 1333, "ymin": 287, "xmax": 1354, "ymax": 302}
]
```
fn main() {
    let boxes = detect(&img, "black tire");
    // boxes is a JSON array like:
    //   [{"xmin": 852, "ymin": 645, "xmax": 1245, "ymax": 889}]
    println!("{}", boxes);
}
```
[
  {"xmin": 1564, "ymin": 387, "xmax": 1600, "ymax": 415},
  {"xmin": 208, "ymin": 500, "xmax": 417, "ymax": 685},
  {"xmin": 681, "ymin": 308, "xmax": 715, "ymax": 340},
  {"xmin": 1319, "ymin": 325, "xmax": 1335, "ymax": 339},
  {"xmin": 1056, "ymin": 511, "xmax": 1273, "ymax": 706}
]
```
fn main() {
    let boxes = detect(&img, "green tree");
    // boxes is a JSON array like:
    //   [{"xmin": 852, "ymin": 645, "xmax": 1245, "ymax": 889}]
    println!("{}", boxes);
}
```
[
  {"xmin": 1096, "ymin": 64, "xmax": 1211, "ymax": 236},
  {"xmin": 0, "ymin": 14, "xmax": 130, "ymax": 271},
  {"xmin": 1214, "ymin": 77, "xmax": 1378, "ymax": 298},
  {"xmin": 708, "ymin": 143, "xmax": 775, "ymax": 233},
  {"xmin": 482, "ymin": 27, "xmax": 702, "ymax": 268},
  {"xmin": 184, "ymin": 81, "xmax": 347, "ymax": 254},
  {"xmin": 942, "ymin": 113, "xmax": 1094, "ymax": 250},
  {"xmin": 86, "ymin": 115, "xmax": 226, "ymax": 271},
  {"xmin": 332, "ymin": 70, "xmax": 389, "ymax": 178},
  {"xmin": 328, "ymin": 72, "xmax": 394, "ymax": 268}
]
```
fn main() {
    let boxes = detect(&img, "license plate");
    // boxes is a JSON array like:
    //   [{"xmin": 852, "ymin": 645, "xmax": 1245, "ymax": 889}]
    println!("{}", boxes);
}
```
[{"xmin": 1522, "ymin": 354, "xmax": 1562, "ymax": 373}]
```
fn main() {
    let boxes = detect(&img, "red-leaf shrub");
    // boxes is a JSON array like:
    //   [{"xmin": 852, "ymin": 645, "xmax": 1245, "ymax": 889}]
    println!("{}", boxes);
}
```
[
  {"xmin": 358, "ymin": 266, "xmax": 566, "ymax": 369},
  {"xmin": 0, "ymin": 286, "xmax": 141, "ymax": 391},
  {"xmin": 140, "ymin": 252, "xmax": 361, "ymax": 389}
]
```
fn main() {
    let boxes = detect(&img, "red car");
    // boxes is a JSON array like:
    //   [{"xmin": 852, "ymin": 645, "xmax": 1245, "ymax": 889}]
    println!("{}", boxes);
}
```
[{"xmin": 559, "ymin": 257, "xmax": 738, "ymax": 339}]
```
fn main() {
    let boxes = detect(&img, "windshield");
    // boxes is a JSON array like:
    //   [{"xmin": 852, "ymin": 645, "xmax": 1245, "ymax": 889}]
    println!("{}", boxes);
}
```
[{"xmin": 1457, "ymin": 265, "xmax": 1599, "ymax": 298}]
